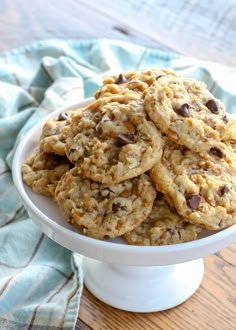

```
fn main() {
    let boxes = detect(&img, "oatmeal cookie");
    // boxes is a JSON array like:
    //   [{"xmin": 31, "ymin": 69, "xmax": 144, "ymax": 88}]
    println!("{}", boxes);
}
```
[
  {"xmin": 64, "ymin": 95, "xmax": 163, "ymax": 183},
  {"xmin": 144, "ymin": 73, "xmax": 235, "ymax": 153},
  {"xmin": 149, "ymin": 138, "xmax": 236, "ymax": 230},
  {"xmin": 123, "ymin": 197, "xmax": 201, "ymax": 245},
  {"xmin": 40, "ymin": 109, "xmax": 81, "ymax": 156},
  {"xmin": 95, "ymin": 68, "xmax": 176, "ymax": 99},
  {"xmin": 55, "ymin": 168, "xmax": 156, "ymax": 239},
  {"xmin": 22, "ymin": 151, "xmax": 72, "ymax": 196}
]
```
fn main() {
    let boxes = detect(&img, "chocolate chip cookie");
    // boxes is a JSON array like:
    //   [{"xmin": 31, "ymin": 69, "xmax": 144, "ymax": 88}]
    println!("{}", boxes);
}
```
[
  {"xmin": 40, "ymin": 109, "xmax": 82, "ymax": 156},
  {"xmin": 64, "ymin": 95, "xmax": 163, "ymax": 183},
  {"xmin": 123, "ymin": 197, "xmax": 201, "ymax": 245},
  {"xmin": 22, "ymin": 151, "xmax": 73, "ymax": 196},
  {"xmin": 144, "ymin": 73, "xmax": 235, "ymax": 153},
  {"xmin": 150, "ymin": 138, "xmax": 236, "ymax": 230},
  {"xmin": 95, "ymin": 68, "xmax": 176, "ymax": 99},
  {"xmin": 55, "ymin": 168, "xmax": 156, "ymax": 239}
]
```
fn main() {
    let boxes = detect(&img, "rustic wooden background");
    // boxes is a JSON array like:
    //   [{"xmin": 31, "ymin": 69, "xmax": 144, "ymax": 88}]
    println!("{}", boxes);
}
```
[
  {"xmin": 0, "ymin": 1, "xmax": 235, "ymax": 329},
  {"xmin": 1, "ymin": 0, "xmax": 236, "ymax": 66}
]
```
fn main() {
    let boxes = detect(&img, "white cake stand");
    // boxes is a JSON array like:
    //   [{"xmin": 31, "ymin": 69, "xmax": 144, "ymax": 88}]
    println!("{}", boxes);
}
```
[{"xmin": 12, "ymin": 99, "xmax": 236, "ymax": 312}]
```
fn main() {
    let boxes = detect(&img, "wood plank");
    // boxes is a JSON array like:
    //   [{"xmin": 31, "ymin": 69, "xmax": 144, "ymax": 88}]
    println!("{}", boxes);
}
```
[
  {"xmin": 0, "ymin": 0, "xmax": 165, "ymax": 52},
  {"xmin": 81, "ymin": 0, "xmax": 236, "ymax": 66},
  {"xmin": 78, "ymin": 243, "xmax": 236, "ymax": 329},
  {"xmin": 75, "ymin": 319, "xmax": 92, "ymax": 330}
]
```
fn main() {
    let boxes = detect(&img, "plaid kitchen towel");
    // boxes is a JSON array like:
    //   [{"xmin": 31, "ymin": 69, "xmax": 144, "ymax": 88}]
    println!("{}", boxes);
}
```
[{"xmin": 1, "ymin": 38, "xmax": 236, "ymax": 329}]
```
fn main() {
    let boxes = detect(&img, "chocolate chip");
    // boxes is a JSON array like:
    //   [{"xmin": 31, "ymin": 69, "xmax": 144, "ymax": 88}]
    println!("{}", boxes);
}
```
[
  {"xmin": 112, "ymin": 202, "xmax": 121, "ymax": 212},
  {"xmin": 175, "ymin": 104, "xmax": 190, "ymax": 117},
  {"xmin": 218, "ymin": 185, "xmax": 230, "ymax": 197},
  {"xmin": 205, "ymin": 99, "xmax": 219, "ymax": 114},
  {"xmin": 116, "ymin": 133, "xmax": 135, "ymax": 147},
  {"xmin": 57, "ymin": 112, "xmax": 68, "ymax": 121},
  {"xmin": 209, "ymin": 147, "xmax": 225, "ymax": 159},
  {"xmin": 156, "ymin": 75, "xmax": 165, "ymax": 80},
  {"xmin": 115, "ymin": 73, "xmax": 127, "ymax": 84},
  {"xmin": 186, "ymin": 194, "xmax": 201, "ymax": 209},
  {"xmin": 112, "ymin": 202, "xmax": 127, "ymax": 212},
  {"xmin": 222, "ymin": 114, "xmax": 229, "ymax": 123},
  {"xmin": 156, "ymin": 191, "xmax": 164, "ymax": 199}
]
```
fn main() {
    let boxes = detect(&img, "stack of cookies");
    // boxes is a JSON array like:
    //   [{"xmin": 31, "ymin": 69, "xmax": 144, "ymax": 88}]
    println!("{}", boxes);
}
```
[{"xmin": 22, "ymin": 68, "xmax": 236, "ymax": 245}]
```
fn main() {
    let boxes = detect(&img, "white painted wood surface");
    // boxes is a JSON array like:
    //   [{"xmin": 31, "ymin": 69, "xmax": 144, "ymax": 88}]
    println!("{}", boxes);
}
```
[
  {"xmin": 83, "ymin": 0, "xmax": 236, "ymax": 66},
  {"xmin": 1, "ymin": 0, "xmax": 236, "ymax": 66}
]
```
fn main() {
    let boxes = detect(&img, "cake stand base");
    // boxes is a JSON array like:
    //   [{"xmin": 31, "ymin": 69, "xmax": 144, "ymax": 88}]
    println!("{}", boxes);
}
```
[{"xmin": 83, "ymin": 257, "xmax": 204, "ymax": 312}]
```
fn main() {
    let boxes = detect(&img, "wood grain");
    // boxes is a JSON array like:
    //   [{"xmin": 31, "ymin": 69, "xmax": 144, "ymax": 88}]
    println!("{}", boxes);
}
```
[
  {"xmin": 1, "ymin": 0, "xmax": 236, "ymax": 66},
  {"xmin": 0, "ymin": 0, "xmax": 163, "ymax": 52},
  {"xmin": 78, "ymin": 243, "xmax": 236, "ymax": 330},
  {"xmin": 82, "ymin": 0, "xmax": 236, "ymax": 66}
]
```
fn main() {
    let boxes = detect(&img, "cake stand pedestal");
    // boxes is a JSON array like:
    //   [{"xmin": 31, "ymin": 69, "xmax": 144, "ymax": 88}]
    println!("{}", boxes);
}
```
[{"xmin": 83, "ymin": 257, "xmax": 204, "ymax": 312}]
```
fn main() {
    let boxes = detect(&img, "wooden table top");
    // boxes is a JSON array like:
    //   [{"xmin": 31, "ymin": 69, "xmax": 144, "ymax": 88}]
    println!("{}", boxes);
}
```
[{"xmin": 1, "ymin": 1, "xmax": 235, "ymax": 329}]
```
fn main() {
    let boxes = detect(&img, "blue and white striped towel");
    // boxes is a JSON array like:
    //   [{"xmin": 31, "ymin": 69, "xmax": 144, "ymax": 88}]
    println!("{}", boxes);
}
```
[{"xmin": 1, "ymin": 38, "xmax": 236, "ymax": 329}]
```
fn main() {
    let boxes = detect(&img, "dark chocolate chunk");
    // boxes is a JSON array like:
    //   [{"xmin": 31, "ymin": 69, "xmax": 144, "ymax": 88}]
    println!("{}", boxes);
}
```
[
  {"xmin": 112, "ymin": 202, "xmax": 127, "ymax": 212},
  {"xmin": 186, "ymin": 194, "xmax": 201, "ymax": 209},
  {"xmin": 218, "ymin": 185, "xmax": 230, "ymax": 197},
  {"xmin": 156, "ymin": 75, "xmax": 165, "ymax": 80},
  {"xmin": 205, "ymin": 99, "xmax": 219, "ymax": 114},
  {"xmin": 57, "ymin": 112, "xmax": 68, "ymax": 121},
  {"xmin": 156, "ymin": 191, "xmax": 164, "ymax": 199},
  {"xmin": 222, "ymin": 114, "xmax": 229, "ymax": 123},
  {"xmin": 175, "ymin": 103, "xmax": 190, "ymax": 117},
  {"xmin": 112, "ymin": 202, "xmax": 121, "ymax": 212},
  {"xmin": 209, "ymin": 147, "xmax": 225, "ymax": 159},
  {"xmin": 115, "ymin": 73, "xmax": 127, "ymax": 84},
  {"xmin": 116, "ymin": 133, "xmax": 135, "ymax": 147}
]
